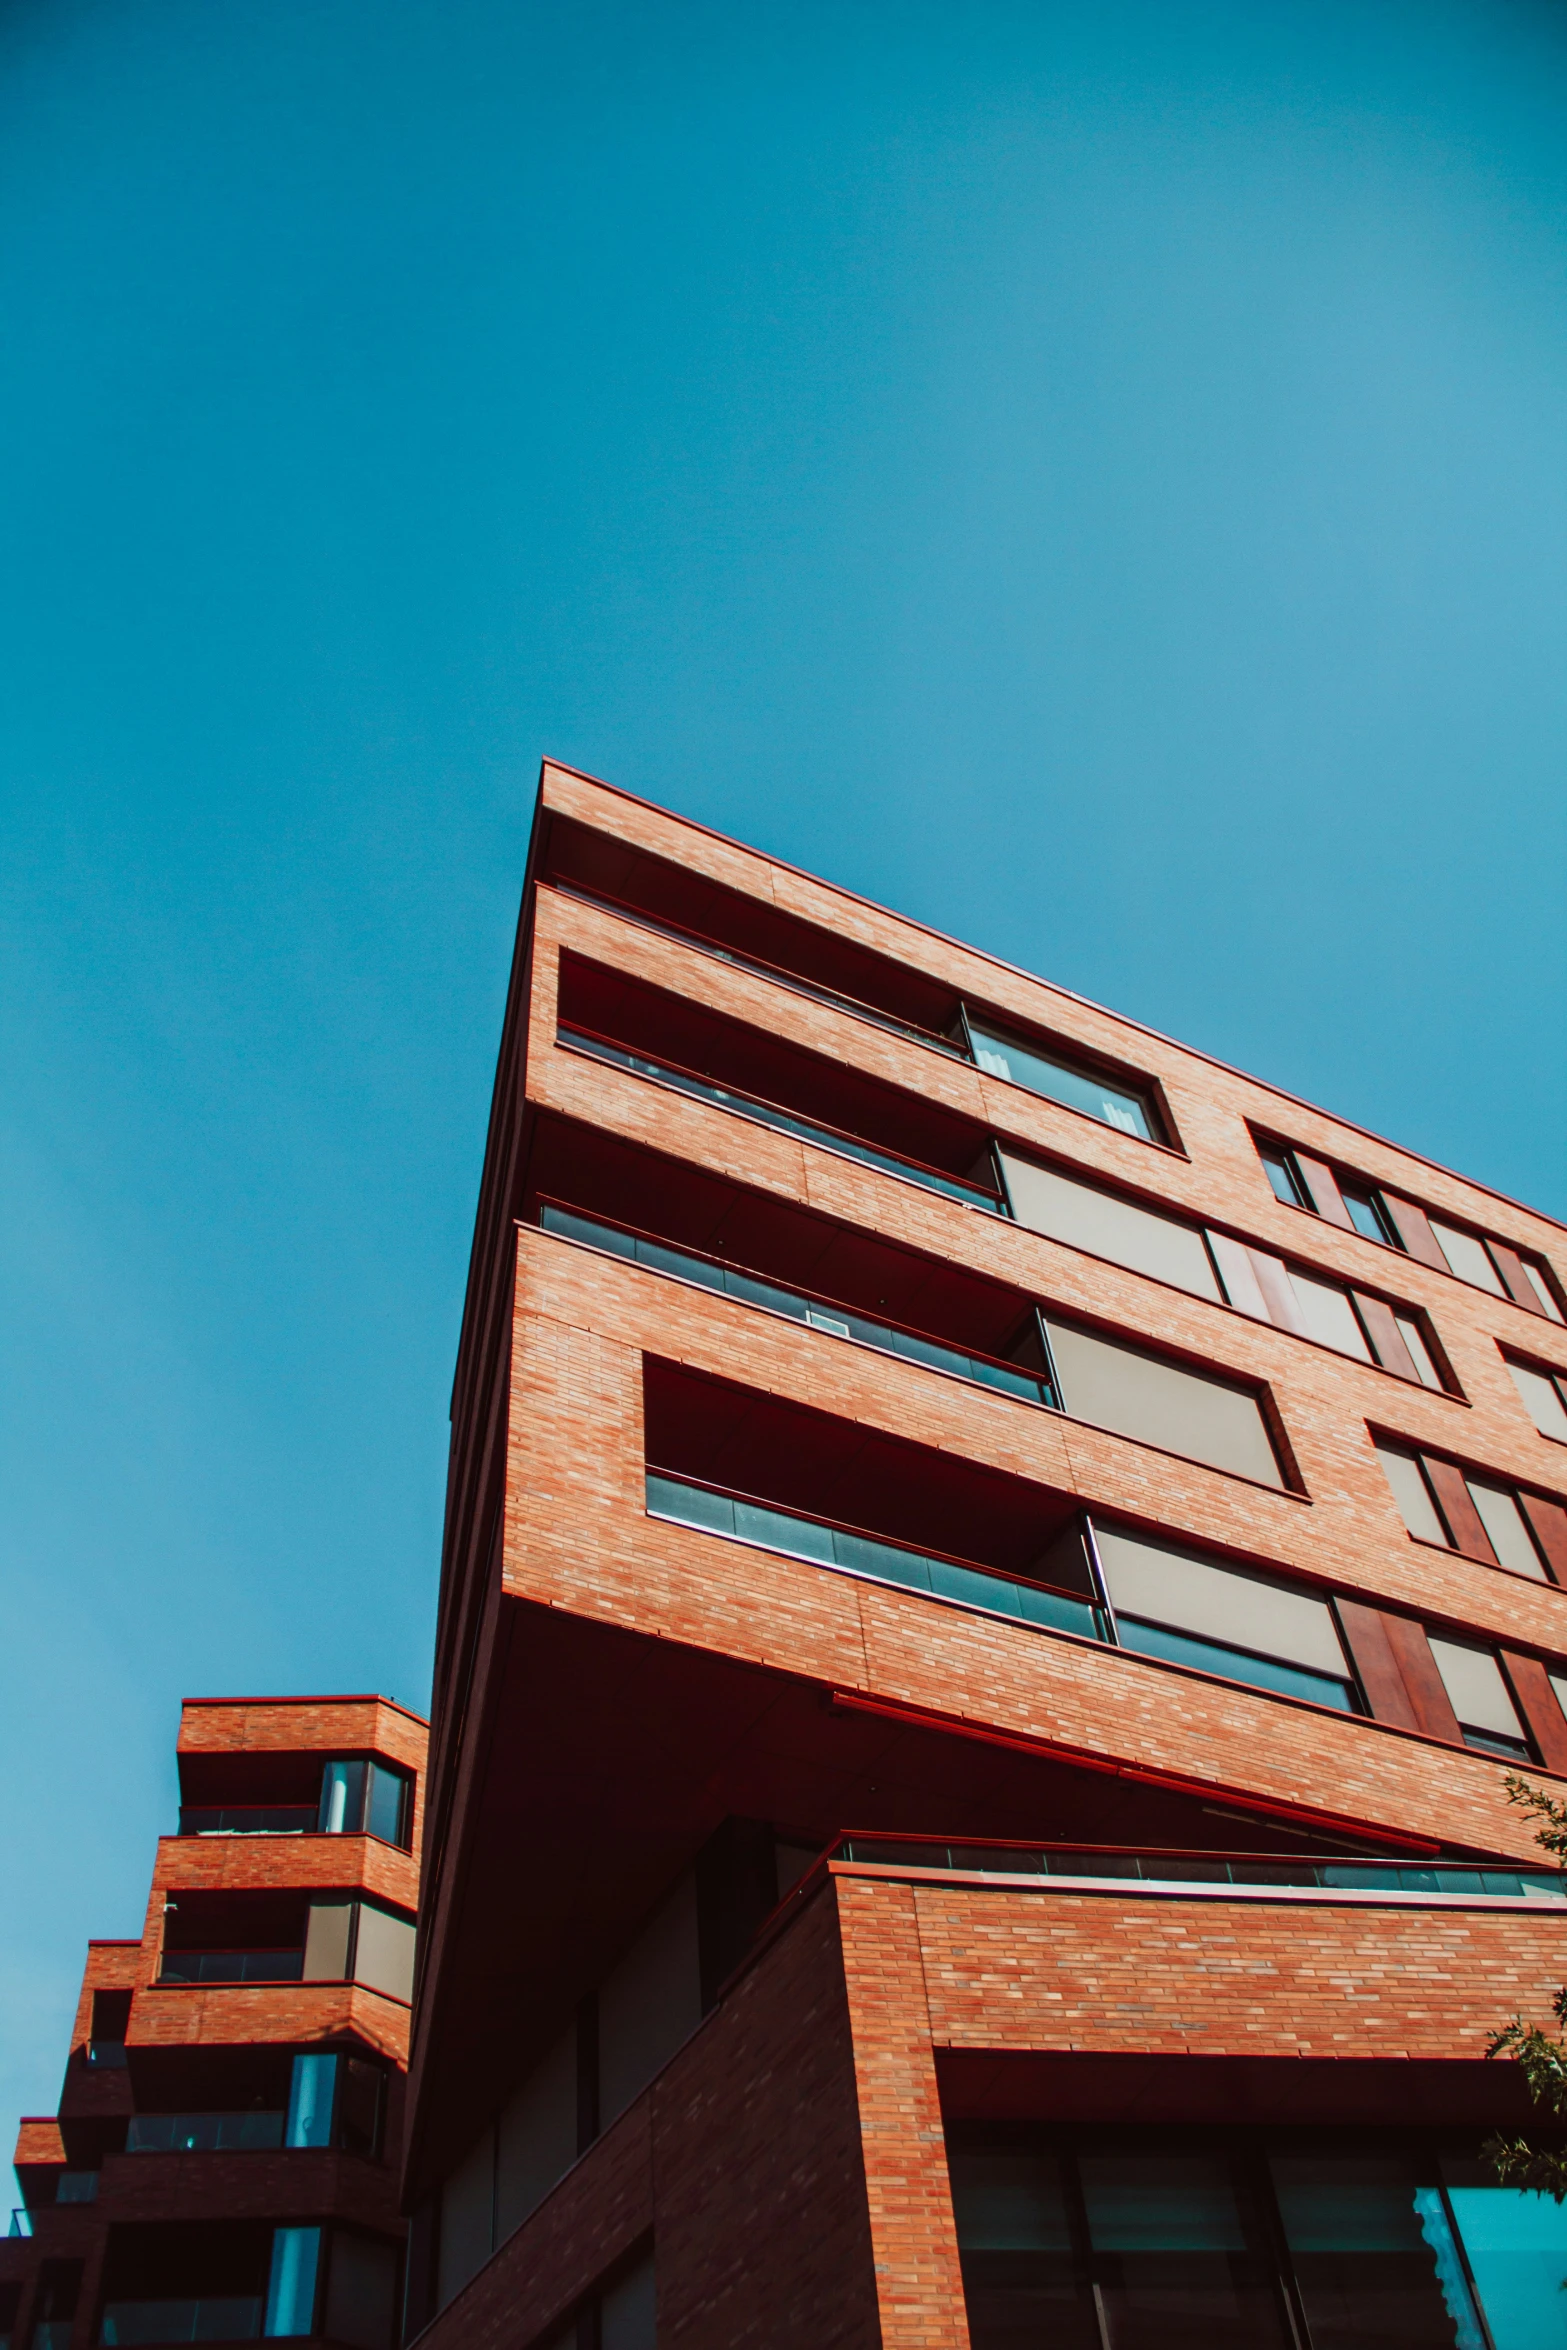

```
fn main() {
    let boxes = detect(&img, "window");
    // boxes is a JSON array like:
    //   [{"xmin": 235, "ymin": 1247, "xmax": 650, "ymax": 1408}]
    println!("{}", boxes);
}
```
[
  {"xmin": 1373, "ymin": 1438, "xmax": 1565, "ymax": 1581},
  {"xmin": 1507, "ymin": 1358, "xmax": 1567, "ymax": 1444},
  {"xmin": 1041, "ymin": 1319, "xmax": 1285, "ymax": 1487},
  {"xmin": 1257, "ymin": 1135, "xmax": 1564, "ymax": 1323},
  {"xmin": 284, "ymin": 2052, "xmax": 386, "ymax": 2153},
  {"xmin": 1206, "ymin": 1231, "xmax": 1448, "ymax": 1388},
  {"xmin": 1260, "ymin": 1145, "xmax": 1308, "ymax": 1209},
  {"xmin": 1092, "ymin": 1524, "xmax": 1359, "ymax": 1712},
  {"xmin": 949, "ymin": 2130, "xmax": 1547, "ymax": 2350},
  {"xmin": 966, "ymin": 1017, "xmax": 1162, "ymax": 1143},
  {"xmin": 997, "ymin": 1151, "xmax": 1221, "ymax": 1301},
  {"xmin": 317, "ymin": 1760, "xmax": 412, "ymax": 1849},
  {"xmin": 1340, "ymin": 1184, "xmax": 1399, "ymax": 1246},
  {"xmin": 1427, "ymin": 1637, "xmax": 1532, "ymax": 1760}
]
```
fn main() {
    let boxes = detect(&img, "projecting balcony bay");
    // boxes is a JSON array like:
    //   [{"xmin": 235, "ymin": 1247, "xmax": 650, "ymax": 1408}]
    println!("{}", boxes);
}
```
[
  {"xmin": 646, "ymin": 1473, "xmax": 1106, "ymax": 1640},
  {"xmin": 538, "ymin": 1204, "xmax": 1055, "ymax": 1406},
  {"xmin": 560, "ymin": 1029, "xmax": 1006, "ymax": 1210},
  {"xmin": 642, "ymin": 1357, "xmax": 1356, "ymax": 1718}
]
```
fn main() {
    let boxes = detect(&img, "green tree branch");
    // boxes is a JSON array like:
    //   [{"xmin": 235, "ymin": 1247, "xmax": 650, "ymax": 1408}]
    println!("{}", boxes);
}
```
[{"xmin": 1483, "ymin": 1776, "xmax": 1567, "ymax": 2200}]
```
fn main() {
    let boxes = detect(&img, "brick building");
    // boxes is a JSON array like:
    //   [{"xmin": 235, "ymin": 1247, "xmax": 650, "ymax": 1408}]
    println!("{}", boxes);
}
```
[
  {"xmin": 402, "ymin": 762, "xmax": 1567, "ymax": 2349},
  {"xmin": 2, "ymin": 1696, "xmax": 426, "ymax": 2350}
]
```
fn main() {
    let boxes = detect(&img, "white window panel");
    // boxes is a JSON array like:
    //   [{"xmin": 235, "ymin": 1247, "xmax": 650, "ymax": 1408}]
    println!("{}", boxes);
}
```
[
  {"xmin": 1374, "ymin": 1441, "xmax": 1448, "ymax": 1547},
  {"xmin": 1394, "ymin": 1317, "xmax": 1443, "ymax": 1391},
  {"xmin": 1430, "ymin": 1220, "xmax": 1506, "ymax": 1297},
  {"xmin": 1093, "ymin": 1524, "xmax": 1348, "ymax": 1677},
  {"xmin": 1465, "ymin": 1480, "xmax": 1547, "ymax": 1580},
  {"xmin": 1508, "ymin": 1361, "xmax": 1567, "ymax": 1443},
  {"xmin": 1043, "ymin": 1319, "xmax": 1281, "ymax": 1487},
  {"xmin": 998, "ymin": 1151, "xmax": 1221, "ymax": 1302},
  {"xmin": 1286, "ymin": 1268, "xmax": 1372, "ymax": 1361},
  {"xmin": 1428, "ymin": 1638, "xmax": 1523, "ymax": 1740},
  {"xmin": 1521, "ymin": 1261, "xmax": 1565, "ymax": 1323}
]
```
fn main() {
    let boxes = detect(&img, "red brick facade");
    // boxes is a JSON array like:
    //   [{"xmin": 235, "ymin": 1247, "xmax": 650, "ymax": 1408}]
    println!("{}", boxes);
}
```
[
  {"xmin": 406, "ymin": 763, "xmax": 1567, "ymax": 2349},
  {"xmin": 14, "ymin": 762, "xmax": 1566, "ymax": 2348}
]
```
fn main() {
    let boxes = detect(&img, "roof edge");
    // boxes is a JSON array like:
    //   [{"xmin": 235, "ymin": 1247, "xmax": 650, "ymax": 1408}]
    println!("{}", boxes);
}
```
[{"xmin": 540, "ymin": 756, "xmax": 1567, "ymax": 1239}]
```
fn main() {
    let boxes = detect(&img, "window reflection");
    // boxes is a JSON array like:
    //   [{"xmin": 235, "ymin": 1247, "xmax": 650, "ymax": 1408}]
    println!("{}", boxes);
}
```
[
  {"xmin": 1080, "ymin": 2154, "xmax": 1286, "ymax": 2349},
  {"xmin": 1269, "ymin": 2154, "xmax": 1483, "ymax": 2350},
  {"xmin": 949, "ymin": 2134, "xmax": 1538, "ymax": 2350}
]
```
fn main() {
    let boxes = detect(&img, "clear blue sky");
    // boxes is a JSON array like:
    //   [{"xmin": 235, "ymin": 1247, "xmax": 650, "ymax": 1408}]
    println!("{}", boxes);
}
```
[{"xmin": 2, "ymin": 0, "xmax": 1564, "ymax": 2138}]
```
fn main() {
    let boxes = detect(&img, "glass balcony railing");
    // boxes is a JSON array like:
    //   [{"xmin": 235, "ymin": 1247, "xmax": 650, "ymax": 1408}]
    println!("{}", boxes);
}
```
[
  {"xmin": 98, "ymin": 2297, "xmax": 262, "ymax": 2344},
  {"xmin": 540, "ymin": 1204, "xmax": 1055, "ymax": 1406},
  {"xmin": 646, "ymin": 1474, "xmax": 1105, "ymax": 1640},
  {"xmin": 177, "ymin": 1807, "xmax": 317, "ymax": 1837},
  {"xmin": 559, "ymin": 1028, "xmax": 1007, "ymax": 1212},
  {"xmin": 157, "ymin": 1951, "xmax": 304, "ymax": 1986},
  {"xmin": 833, "ymin": 1835, "xmax": 1567, "ymax": 1901},
  {"xmin": 127, "ymin": 2112, "xmax": 285, "ymax": 2153}
]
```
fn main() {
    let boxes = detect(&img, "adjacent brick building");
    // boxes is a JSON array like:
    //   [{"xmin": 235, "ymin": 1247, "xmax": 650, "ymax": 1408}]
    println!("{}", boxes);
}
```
[
  {"xmin": 403, "ymin": 762, "xmax": 1567, "ymax": 2349},
  {"xmin": 2, "ymin": 1696, "xmax": 426, "ymax": 2350}
]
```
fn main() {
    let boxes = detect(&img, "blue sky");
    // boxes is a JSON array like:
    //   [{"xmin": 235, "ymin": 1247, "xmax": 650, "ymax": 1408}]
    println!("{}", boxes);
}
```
[{"xmin": 2, "ymin": 0, "xmax": 1564, "ymax": 2136}]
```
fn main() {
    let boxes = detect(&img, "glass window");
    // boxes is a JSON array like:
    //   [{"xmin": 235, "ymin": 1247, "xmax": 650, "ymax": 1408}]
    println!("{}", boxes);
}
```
[
  {"xmin": 950, "ymin": 2133, "xmax": 1527, "ymax": 2350},
  {"xmin": 1507, "ymin": 1360, "xmax": 1567, "ymax": 1443},
  {"xmin": 1520, "ymin": 1260, "xmax": 1565, "ymax": 1323},
  {"xmin": 1374, "ymin": 1442, "xmax": 1449, "ymax": 1547},
  {"xmin": 264, "ymin": 2227, "xmax": 322, "ymax": 2339},
  {"xmin": 1094, "ymin": 1526, "xmax": 1349, "ymax": 1679},
  {"xmin": 1428, "ymin": 1637, "xmax": 1530, "ymax": 1758},
  {"xmin": 365, "ymin": 1763, "xmax": 410, "ymax": 1848},
  {"xmin": 1078, "ymin": 2152, "xmax": 1287, "ymax": 2348},
  {"xmin": 1269, "ymin": 2153, "xmax": 1484, "ymax": 2350},
  {"xmin": 285, "ymin": 2053, "xmax": 338, "ymax": 2150},
  {"xmin": 318, "ymin": 1760, "xmax": 367, "ymax": 1835},
  {"xmin": 1342, "ymin": 1188, "xmax": 1395, "ymax": 1246},
  {"xmin": 1465, "ymin": 1480, "xmax": 1547, "ymax": 1580},
  {"xmin": 1444, "ymin": 2170, "xmax": 1567, "ymax": 2349},
  {"xmin": 1430, "ymin": 1220, "xmax": 1507, "ymax": 1297},
  {"xmin": 1260, "ymin": 1148, "xmax": 1307, "ymax": 1209},
  {"xmin": 997, "ymin": 1150, "xmax": 1221, "ymax": 1301},
  {"xmin": 1112, "ymin": 1616, "xmax": 1358, "ymax": 1709},
  {"xmin": 1043, "ymin": 1320, "xmax": 1283, "ymax": 1488},
  {"xmin": 947, "ymin": 2148, "xmax": 1100, "ymax": 2349},
  {"xmin": 967, "ymin": 1019, "xmax": 1158, "ymax": 1143},
  {"xmin": 1286, "ymin": 1268, "xmax": 1373, "ymax": 1361},
  {"xmin": 1394, "ymin": 1317, "xmax": 1444, "ymax": 1391}
]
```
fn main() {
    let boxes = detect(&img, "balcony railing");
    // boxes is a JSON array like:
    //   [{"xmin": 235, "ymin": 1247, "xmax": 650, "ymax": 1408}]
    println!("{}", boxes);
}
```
[
  {"xmin": 127, "ymin": 2112, "xmax": 285, "ymax": 2153},
  {"xmin": 98, "ymin": 2296, "xmax": 262, "ymax": 2344},
  {"xmin": 157, "ymin": 1951, "xmax": 304, "ymax": 1986},
  {"xmin": 833, "ymin": 1834, "xmax": 1567, "ymax": 1901},
  {"xmin": 177, "ymin": 1807, "xmax": 317, "ymax": 1837},
  {"xmin": 559, "ymin": 1027, "xmax": 1006, "ymax": 1212},
  {"xmin": 540, "ymin": 1203, "xmax": 1055, "ymax": 1407},
  {"xmin": 646, "ymin": 1474, "xmax": 1105, "ymax": 1641},
  {"xmin": 7, "ymin": 2206, "xmax": 30, "ymax": 2237}
]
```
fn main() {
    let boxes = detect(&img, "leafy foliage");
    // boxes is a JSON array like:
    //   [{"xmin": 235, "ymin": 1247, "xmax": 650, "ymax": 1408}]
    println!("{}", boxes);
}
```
[{"xmin": 1484, "ymin": 1776, "xmax": 1567, "ymax": 2200}]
